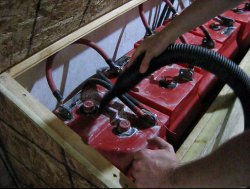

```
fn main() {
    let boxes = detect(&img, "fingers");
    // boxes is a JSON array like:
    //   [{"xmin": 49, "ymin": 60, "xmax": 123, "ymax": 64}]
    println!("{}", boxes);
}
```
[
  {"xmin": 125, "ymin": 44, "xmax": 153, "ymax": 73},
  {"xmin": 133, "ymin": 149, "xmax": 150, "ymax": 160},
  {"xmin": 126, "ymin": 50, "xmax": 152, "ymax": 74},
  {"xmin": 126, "ymin": 46, "xmax": 144, "ymax": 69},
  {"xmin": 131, "ymin": 158, "xmax": 143, "ymax": 172},
  {"xmin": 148, "ymin": 137, "xmax": 174, "ymax": 151},
  {"xmin": 139, "ymin": 53, "xmax": 152, "ymax": 73},
  {"xmin": 130, "ymin": 151, "xmax": 145, "ymax": 182}
]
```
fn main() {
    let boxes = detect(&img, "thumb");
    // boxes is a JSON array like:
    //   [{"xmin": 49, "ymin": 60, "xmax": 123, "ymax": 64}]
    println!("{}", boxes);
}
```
[{"xmin": 148, "ymin": 137, "xmax": 173, "ymax": 150}]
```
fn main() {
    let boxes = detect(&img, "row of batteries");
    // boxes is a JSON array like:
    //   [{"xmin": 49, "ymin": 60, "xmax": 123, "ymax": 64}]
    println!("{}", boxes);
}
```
[{"xmin": 48, "ymin": 1, "xmax": 250, "ymax": 174}]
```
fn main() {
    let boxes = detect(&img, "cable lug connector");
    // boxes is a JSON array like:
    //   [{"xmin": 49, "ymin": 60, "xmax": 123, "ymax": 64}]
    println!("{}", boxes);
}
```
[
  {"xmin": 140, "ymin": 109, "xmax": 158, "ymax": 128},
  {"xmin": 219, "ymin": 16, "xmax": 235, "ymax": 27},
  {"xmin": 56, "ymin": 104, "xmax": 73, "ymax": 120},
  {"xmin": 202, "ymin": 37, "xmax": 215, "ymax": 49},
  {"xmin": 178, "ymin": 68, "xmax": 194, "ymax": 82}
]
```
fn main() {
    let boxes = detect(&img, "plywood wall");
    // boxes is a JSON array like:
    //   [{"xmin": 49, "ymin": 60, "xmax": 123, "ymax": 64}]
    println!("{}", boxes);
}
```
[{"xmin": 0, "ymin": 0, "xmax": 131, "ymax": 73}]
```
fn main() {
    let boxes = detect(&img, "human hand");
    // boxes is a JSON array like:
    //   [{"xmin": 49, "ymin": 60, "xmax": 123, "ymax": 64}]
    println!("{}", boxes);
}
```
[
  {"xmin": 126, "ymin": 31, "xmax": 177, "ymax": 73},
  {"xmin": 131, "ymin": 137, "xmax": 179, "ymax": 188}
]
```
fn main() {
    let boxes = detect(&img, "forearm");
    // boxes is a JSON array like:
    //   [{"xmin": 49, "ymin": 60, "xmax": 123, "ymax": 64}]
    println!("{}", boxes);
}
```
[
  {"xmin": 172, "ymin": 130, "xmax": 250, "ymax": 187},
  {"xmin": 160, "ymin": 0, "xmax": 244, "ymax": 41}
]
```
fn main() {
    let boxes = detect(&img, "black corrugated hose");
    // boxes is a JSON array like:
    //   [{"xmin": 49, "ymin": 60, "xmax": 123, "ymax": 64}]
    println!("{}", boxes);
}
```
[{"xmin": 100, "ymin": 44, "xmax": 250, "ymax": 130}]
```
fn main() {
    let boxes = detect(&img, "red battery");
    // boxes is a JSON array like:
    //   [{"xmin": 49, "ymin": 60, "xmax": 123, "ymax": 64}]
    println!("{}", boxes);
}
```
[
  {"xmin": 221, "ymin": 1, "xmax": 250, "ymax": 51},
  {"xmin": 107, "ymin": 59, "xmax": 203, "ymax": 146},
  {"xmin": 190, "ymin": 19, "xmax": 241, "ymax": 59},
  {"xmin": 127, "ymin": 64, "xmax": 203, "ymax": 145},
  {"xmin": 55, "ymin": 84, "xmax": 170, "ymax": 173},
  {"xmin": 175, "ymin": 33, "xmax": 223, "ymax": 100},
  {"xmin": 186, "ymin": 20, "xmax": 241, "ymax": 101}
]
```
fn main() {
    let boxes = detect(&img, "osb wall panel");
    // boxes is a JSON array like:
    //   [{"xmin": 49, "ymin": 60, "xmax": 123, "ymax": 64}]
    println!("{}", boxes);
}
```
[
  {"xmin": 0, "ymin": 91, "xmax": 106, "ymax": 187},
  {"xmin": 8, "ymin": 156, "xmax": 49, "ymax": 188},
  {"xmin": 0, "ymin": 92, "xmax": 64, "ymax": 162},
  {"xmin": 0, "ymin": 120, "xmax": 98, "ymax": 188},
  {"xmin": 0, "ymin": 0, "xmax": 38, "ymax": 72},
  {"xmin": 0, "ymin": 121, "xmax": 71, "ymax": 187},
  {"xmin": 65, "ymin": 151, "xmax": 107, "ymax": 188},
  {"xmin": 0, "ymin": 0, "xmax": 131, "ymax": 73}
]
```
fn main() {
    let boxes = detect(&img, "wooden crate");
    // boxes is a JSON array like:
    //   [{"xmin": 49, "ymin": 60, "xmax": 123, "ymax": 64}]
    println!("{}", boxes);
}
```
[{"xmin": 0, "ymin": 0, "xmax": 249, "ymax": 187}]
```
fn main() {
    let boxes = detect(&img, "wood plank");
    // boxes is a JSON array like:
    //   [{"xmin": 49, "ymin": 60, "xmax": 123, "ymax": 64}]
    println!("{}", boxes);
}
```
[
  {"xmin": 177, "ymin": 48, "xmax": 250, "ymax": 162},
  {"xmin": 177, "ymin": 85, "xmax": 236, "ymax": 162},
  {"xmin": 7, "ymin": 0, "xmax": 147, "ymax": 78},
  {"xmin": 215, "ymin": 98, "xmax": 244, "ymax": 146},
  {"xmin": 0, "ymin": 72, "xmax": 135, "ymax": 188}
]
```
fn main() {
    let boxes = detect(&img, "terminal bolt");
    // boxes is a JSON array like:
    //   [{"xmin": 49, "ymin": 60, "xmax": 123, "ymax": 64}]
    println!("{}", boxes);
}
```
[
  {"xmin": 117, "ymin": 119, "xmax": 131, "ymax": 133},
  {"xmin": 115, "ymin": 119, "xmax": 137, "ymax": 137},
  {"xmin": 79, "ymin": 99, "xmax": 97, "ymax": 114}
]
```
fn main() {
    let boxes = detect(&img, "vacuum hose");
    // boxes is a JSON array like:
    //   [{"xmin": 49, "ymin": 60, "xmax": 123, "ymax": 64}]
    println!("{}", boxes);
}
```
[{"xmin": 100, "ymin": 44, "xmax": 250, "ymax": 130}]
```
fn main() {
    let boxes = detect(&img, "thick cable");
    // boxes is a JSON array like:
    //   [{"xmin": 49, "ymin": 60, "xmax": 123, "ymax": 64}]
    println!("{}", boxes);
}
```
[{"xmin": 46, "ymin": 38, "xmax": 116, "ymax": 102}]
